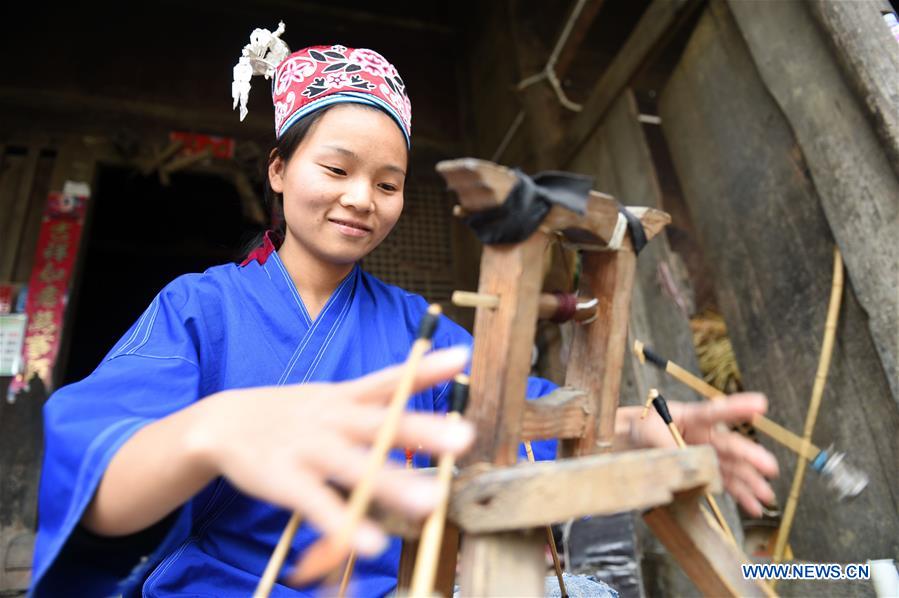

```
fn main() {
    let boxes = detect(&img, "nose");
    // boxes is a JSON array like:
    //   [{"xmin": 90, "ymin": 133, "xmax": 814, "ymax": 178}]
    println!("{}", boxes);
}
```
[{"xmin": 338, "ymin": 180, "xmax": 375, "ymax": 213}]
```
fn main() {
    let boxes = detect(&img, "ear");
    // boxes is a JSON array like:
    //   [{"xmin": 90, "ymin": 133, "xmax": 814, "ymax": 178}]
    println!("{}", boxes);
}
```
[{"xmin": 268, "ymin": 149, "xmax": 285, "ymax": 194}]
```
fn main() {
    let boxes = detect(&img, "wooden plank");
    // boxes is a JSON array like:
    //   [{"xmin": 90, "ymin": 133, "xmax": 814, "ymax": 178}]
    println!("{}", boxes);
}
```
[
  {"xmin": 561, "ymin": 245, "xmax": 637, "ymax": 456},
  {"xmin": 458, "ymin": 531, "xmax": 545, "ymax": 597},
  {"xmin": 2, "ymin": 146, "xmax": 40, "ymax": 280},
  {"xmin": 807, "ymin": 0, "xmax": 899, "ymax": 178},
  {"xmin": 552, "ymin": 0, "xmax": 608, "ymax": 78},
  {"xmin": 520, "ymin": 387, "xmax": 591, "ymax": 441},
  {"xmin": 643, "ymin": 489, "xmax": 774, "ymax": 598},
  {"xmin": 559, "ymin": 0, "xmax": 702, "ymax": 167},
  {"xmin": 596, "ymin": 87, "xmax": 713, "ymax": 598},
  {"xmin": 463, "ymin": 233, "xmax": 548, "ymax": 466},
  {"xmin": 438, "ymin": 157, "xmax": 670, "ymax": 244},
  {"xmin": 434, "ymin": 523, "xmax": 460, "ymax": 598},
  {"xmin": 727, "ymin": 0, "xmax": 899, "ymax": 404},
  {"xmin": 12, "ymin": 149, "xmax": 57, "ymax": 282},
  {"xmin": 658, "ymin": 0, "xmax": 899, "ymax": 563},
  {"xmin": 0, "ymin": 148, "xmax": 30, "ymax": 280},
  {"xmin": 450, "ymin": 447, "xmax": 720, "ymax": 532}
]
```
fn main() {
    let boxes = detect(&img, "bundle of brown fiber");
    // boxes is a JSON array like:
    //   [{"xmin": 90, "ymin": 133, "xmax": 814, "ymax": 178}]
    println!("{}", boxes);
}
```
[{"xmin": 690, "ymin": 310, "xmax": 742, "ymax": 394}]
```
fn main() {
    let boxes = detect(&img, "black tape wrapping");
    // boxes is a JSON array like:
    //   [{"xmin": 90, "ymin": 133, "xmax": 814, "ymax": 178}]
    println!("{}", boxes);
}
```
[
  {"xmin": 618, "ymin": 205, "xmax": 647, "ymax": 255},
  {"xmin": 417, "ymin": 312, "xmax": 440, "ymax": 340},
  {"xmin": 642, "ymin": 346, "xmax": 668, "ymax": 370},
  {"xmin": 465, "ymin": 169, "xmax": 594, "ymax": 245},
  {"xmin": 450, "ymin": 380, "xmax": 470, "ymax": 414},
  {"xmin": 651, "ymin": 396, "xmax": 674, "ymax": 425}
]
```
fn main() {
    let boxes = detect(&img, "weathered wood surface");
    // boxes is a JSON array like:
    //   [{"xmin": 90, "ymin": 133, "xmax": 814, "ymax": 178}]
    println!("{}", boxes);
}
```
[
  {"xmin": 461, "ymin": 234, "xmax": 548, "ymax": 467},
  {"xmin": 520, "ymin": 387, "xmax": 591, "ymax": 441},
  {"xmin": 566, "ymin": 89, "xmax": 711, "ymax": 596},
  {"xmin": 559, "ymin": 0, "xmax": 703, "ymax": 167},
  {"xmin": 437, "ymin": 157, "xmax": 670, "ymax": 247},
  {"xmin": 449, "ymin": 447, "xmax": 720, "ymax": 532},
  {"xmin": 727, "ymin": 0, "xmax": 899, "ymax": 405},
  {"xmin": 458, "ymin": 531, "xmax": 545, "ymax": 597},
  {"xmin": 561, "ymin": 247, "xmax": 637, "ymax": 456},
  {"xmin": 569, "ymin": 90, "xmax": 705, "ymax": 411},
  {"xmin": 659, "ymin": 0, "xmax": 899, "ymax": 566},
  {"xmin": 807, "ymin": 0, "xmax": 899, "ymax": 179},
  {"xmin": 643, "ymin": 490, "xmax": 774, "ymax": 598}
]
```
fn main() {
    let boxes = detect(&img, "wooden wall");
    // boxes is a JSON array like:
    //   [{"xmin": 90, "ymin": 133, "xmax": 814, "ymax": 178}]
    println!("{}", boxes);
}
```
[
  {"xmin": 658, "ymin": 0, "xmax": 898, "ymax": 571},
  {"xmin": 462, "ymin": 0, "xmax": 897, "ymax": 596}
]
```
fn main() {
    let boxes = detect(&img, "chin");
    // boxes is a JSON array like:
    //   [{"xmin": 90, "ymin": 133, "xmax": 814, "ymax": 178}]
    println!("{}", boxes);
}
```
[{"xmin": 320, "ymin": 248, "xmax": 369, "ymax": 266}]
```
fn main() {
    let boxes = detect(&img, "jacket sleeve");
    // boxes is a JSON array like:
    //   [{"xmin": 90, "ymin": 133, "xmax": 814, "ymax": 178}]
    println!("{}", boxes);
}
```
[{"xmin": 31, "ymin": 278, "xmax": 205, "ymax": 598}]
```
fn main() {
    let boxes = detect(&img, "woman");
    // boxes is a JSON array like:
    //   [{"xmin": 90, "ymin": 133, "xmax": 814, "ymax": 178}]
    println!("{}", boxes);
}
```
[{"xmin": 31, "ymin": 33, "xmax": 778, "ymax": 597}]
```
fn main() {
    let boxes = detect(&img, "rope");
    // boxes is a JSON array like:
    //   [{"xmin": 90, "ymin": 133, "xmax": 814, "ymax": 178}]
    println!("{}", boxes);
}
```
[{"xmin": 516, "ymin": 0, "xmax": 588, "ymax": 112}]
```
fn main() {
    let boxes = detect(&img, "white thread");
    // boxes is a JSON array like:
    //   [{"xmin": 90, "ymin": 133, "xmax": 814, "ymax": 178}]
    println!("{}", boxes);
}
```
[
  {"xmin": 606, "ymin": 213, "xmax": 628, "ymax": 250},
  {"xmin": 575, "ymin": 297, "xmax": 598, "ymax": 310}
]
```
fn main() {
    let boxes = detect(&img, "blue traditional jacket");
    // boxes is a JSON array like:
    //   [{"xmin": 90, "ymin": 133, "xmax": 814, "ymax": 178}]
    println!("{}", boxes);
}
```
[{"xmin": 31, "ymin": 251, "xmax": 557, "ymax": 597}]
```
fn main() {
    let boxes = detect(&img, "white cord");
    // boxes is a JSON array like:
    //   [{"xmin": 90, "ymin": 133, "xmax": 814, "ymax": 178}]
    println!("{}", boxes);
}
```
[{"xmin": 605, "ymin": 213, "xmax": 628, "ymax": 250}]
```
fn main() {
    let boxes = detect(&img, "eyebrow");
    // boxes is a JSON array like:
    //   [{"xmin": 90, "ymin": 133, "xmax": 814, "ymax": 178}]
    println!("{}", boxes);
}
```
[{"xmin": 322, "ymin": 145, "xmax": 406, "ymax": 177}]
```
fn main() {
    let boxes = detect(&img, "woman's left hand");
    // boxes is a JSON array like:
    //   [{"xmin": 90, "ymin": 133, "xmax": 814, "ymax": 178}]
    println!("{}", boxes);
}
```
[{"xmin": 627, "ymin": 393, "xmax": 779, "ymax": 517}]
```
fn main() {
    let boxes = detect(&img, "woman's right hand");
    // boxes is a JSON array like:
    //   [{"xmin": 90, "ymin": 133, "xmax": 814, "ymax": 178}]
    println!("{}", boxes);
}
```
[{"xmin": 190, "ymin": 346, "xmax": 473, "ymax": 557}]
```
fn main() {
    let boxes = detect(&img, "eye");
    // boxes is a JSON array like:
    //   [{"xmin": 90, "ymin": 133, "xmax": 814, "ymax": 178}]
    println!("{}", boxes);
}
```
[
  {"xmin": 378, "ymin": 183, "xmax": 399, "ymax": 193},
  {"xmin": 322, "ymin": 165, "xmax": 347, "ymax": 176}
]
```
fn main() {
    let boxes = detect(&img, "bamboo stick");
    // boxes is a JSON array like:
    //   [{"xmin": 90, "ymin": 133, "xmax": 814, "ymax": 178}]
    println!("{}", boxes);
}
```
[
  {"xmin": 253, "ymin": 512, "xmax": 303, "ymax": 597},
  {"xmin": 644, "ymin": 390, "xmax": 739, "ymax": 549},
  {"xmin": 524, "ymin": 440, "xmax": 568, "ymax": 598},
  {"xmin": 772, "ymin": 248, "xmax": 843, "ymax": 566},
  {"xmin": 288, "ymin": 305, "xmax": 443, "ymax": 585},
  {"xmin": 633, "ymin": 340, "xmax": 820, "ymax": 461}
]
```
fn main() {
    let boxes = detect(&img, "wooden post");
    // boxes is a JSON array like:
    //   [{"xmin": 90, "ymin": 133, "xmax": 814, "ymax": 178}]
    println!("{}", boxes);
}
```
[
  {"xmin": 462, "ymin": 232, "xmax": 549, "ymax": 467},
  {"xmin": 458, "ymin": 531, "xmax": 545, "ymax": 597},
  {"xmin": 561, "ymin": 245, "xmax": 637, "ymax": 456},
  {"xmin": 644, "ymin": 490, "xmax": 774, "ymax": 598}
]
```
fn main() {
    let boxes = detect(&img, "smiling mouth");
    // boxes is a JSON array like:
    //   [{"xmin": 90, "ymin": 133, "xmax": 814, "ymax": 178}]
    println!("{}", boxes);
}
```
[{"xmin": 329, "ymin": 218, "xmax": 372, "ymax": 232}]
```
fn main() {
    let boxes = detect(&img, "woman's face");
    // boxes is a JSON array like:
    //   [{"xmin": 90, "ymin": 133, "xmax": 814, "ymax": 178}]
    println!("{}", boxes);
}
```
[{"xmin": 269, "ymin": 104, "xmax": 407, "ymax": 267}]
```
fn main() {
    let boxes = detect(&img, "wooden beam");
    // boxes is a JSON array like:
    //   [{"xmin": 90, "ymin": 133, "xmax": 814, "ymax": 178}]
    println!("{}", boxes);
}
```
[
  {"xmin": 644, "ymin": 489, "xmax": 774, "ymax": 597},
  {"xmin": 449, "ymin": 447, "xmax": 720, "ymax": 532},
  {"xmin": 807, "ymin": 0, "xmax": 899, "ymax": 178},
  {"xmin": 553, "ymin": 0, "xmax": 608, "ymax": 78},
  {"xmin": 559, "ymin": 0, "xmax": 702, "ymax": 167},
  {"xmin": 437, "ymin": 157, "xmax": 671, "ymax": 245},
  {"xmin": 520, "ymin": 387, "xmax": 591, "ymax": 441}
]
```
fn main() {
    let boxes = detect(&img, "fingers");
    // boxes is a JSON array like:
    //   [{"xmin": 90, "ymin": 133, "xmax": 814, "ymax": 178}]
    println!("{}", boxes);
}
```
[
  {"xmin": 303, "ymin": 435, "xmax": 444, "ymax": 519},
  {"xmin": 722, "ymin": 473, "xmax": 765, "ymax": 518},
  {"xmin": 709, "ymin": 426, "xmax": 780, "ymax": 479},
  {"xmin": 263, "ymin": 468, "xmax": 388, "ymax": 558},
  {"xmin": 341, "ymin": 345, "xmax": 470, "ymax": 404},
  {"xmin": 681, "ymin": 393, "xmax": 769, "ymax": 428},
  {"xmin": 338, "ymin": 407, "xmax": 474, "ymax": 456}
]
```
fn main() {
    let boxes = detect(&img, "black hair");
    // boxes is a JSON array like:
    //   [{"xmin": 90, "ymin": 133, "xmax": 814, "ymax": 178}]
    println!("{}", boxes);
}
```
[{"xmin": 243, "ymin": 105, "xmax": 336, "ymax": 258}]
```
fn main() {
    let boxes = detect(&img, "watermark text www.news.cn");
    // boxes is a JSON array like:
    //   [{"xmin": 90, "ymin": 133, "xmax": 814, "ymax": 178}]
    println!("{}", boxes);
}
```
[{"xmin": 742, "ymin": 563, "xmax": 870, "ymax": 581}]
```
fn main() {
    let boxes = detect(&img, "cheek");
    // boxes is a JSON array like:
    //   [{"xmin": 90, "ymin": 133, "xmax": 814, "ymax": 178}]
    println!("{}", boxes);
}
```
[{"xmin": 376, "ymin": 198, "xmax": 404, "ymax": 237}]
